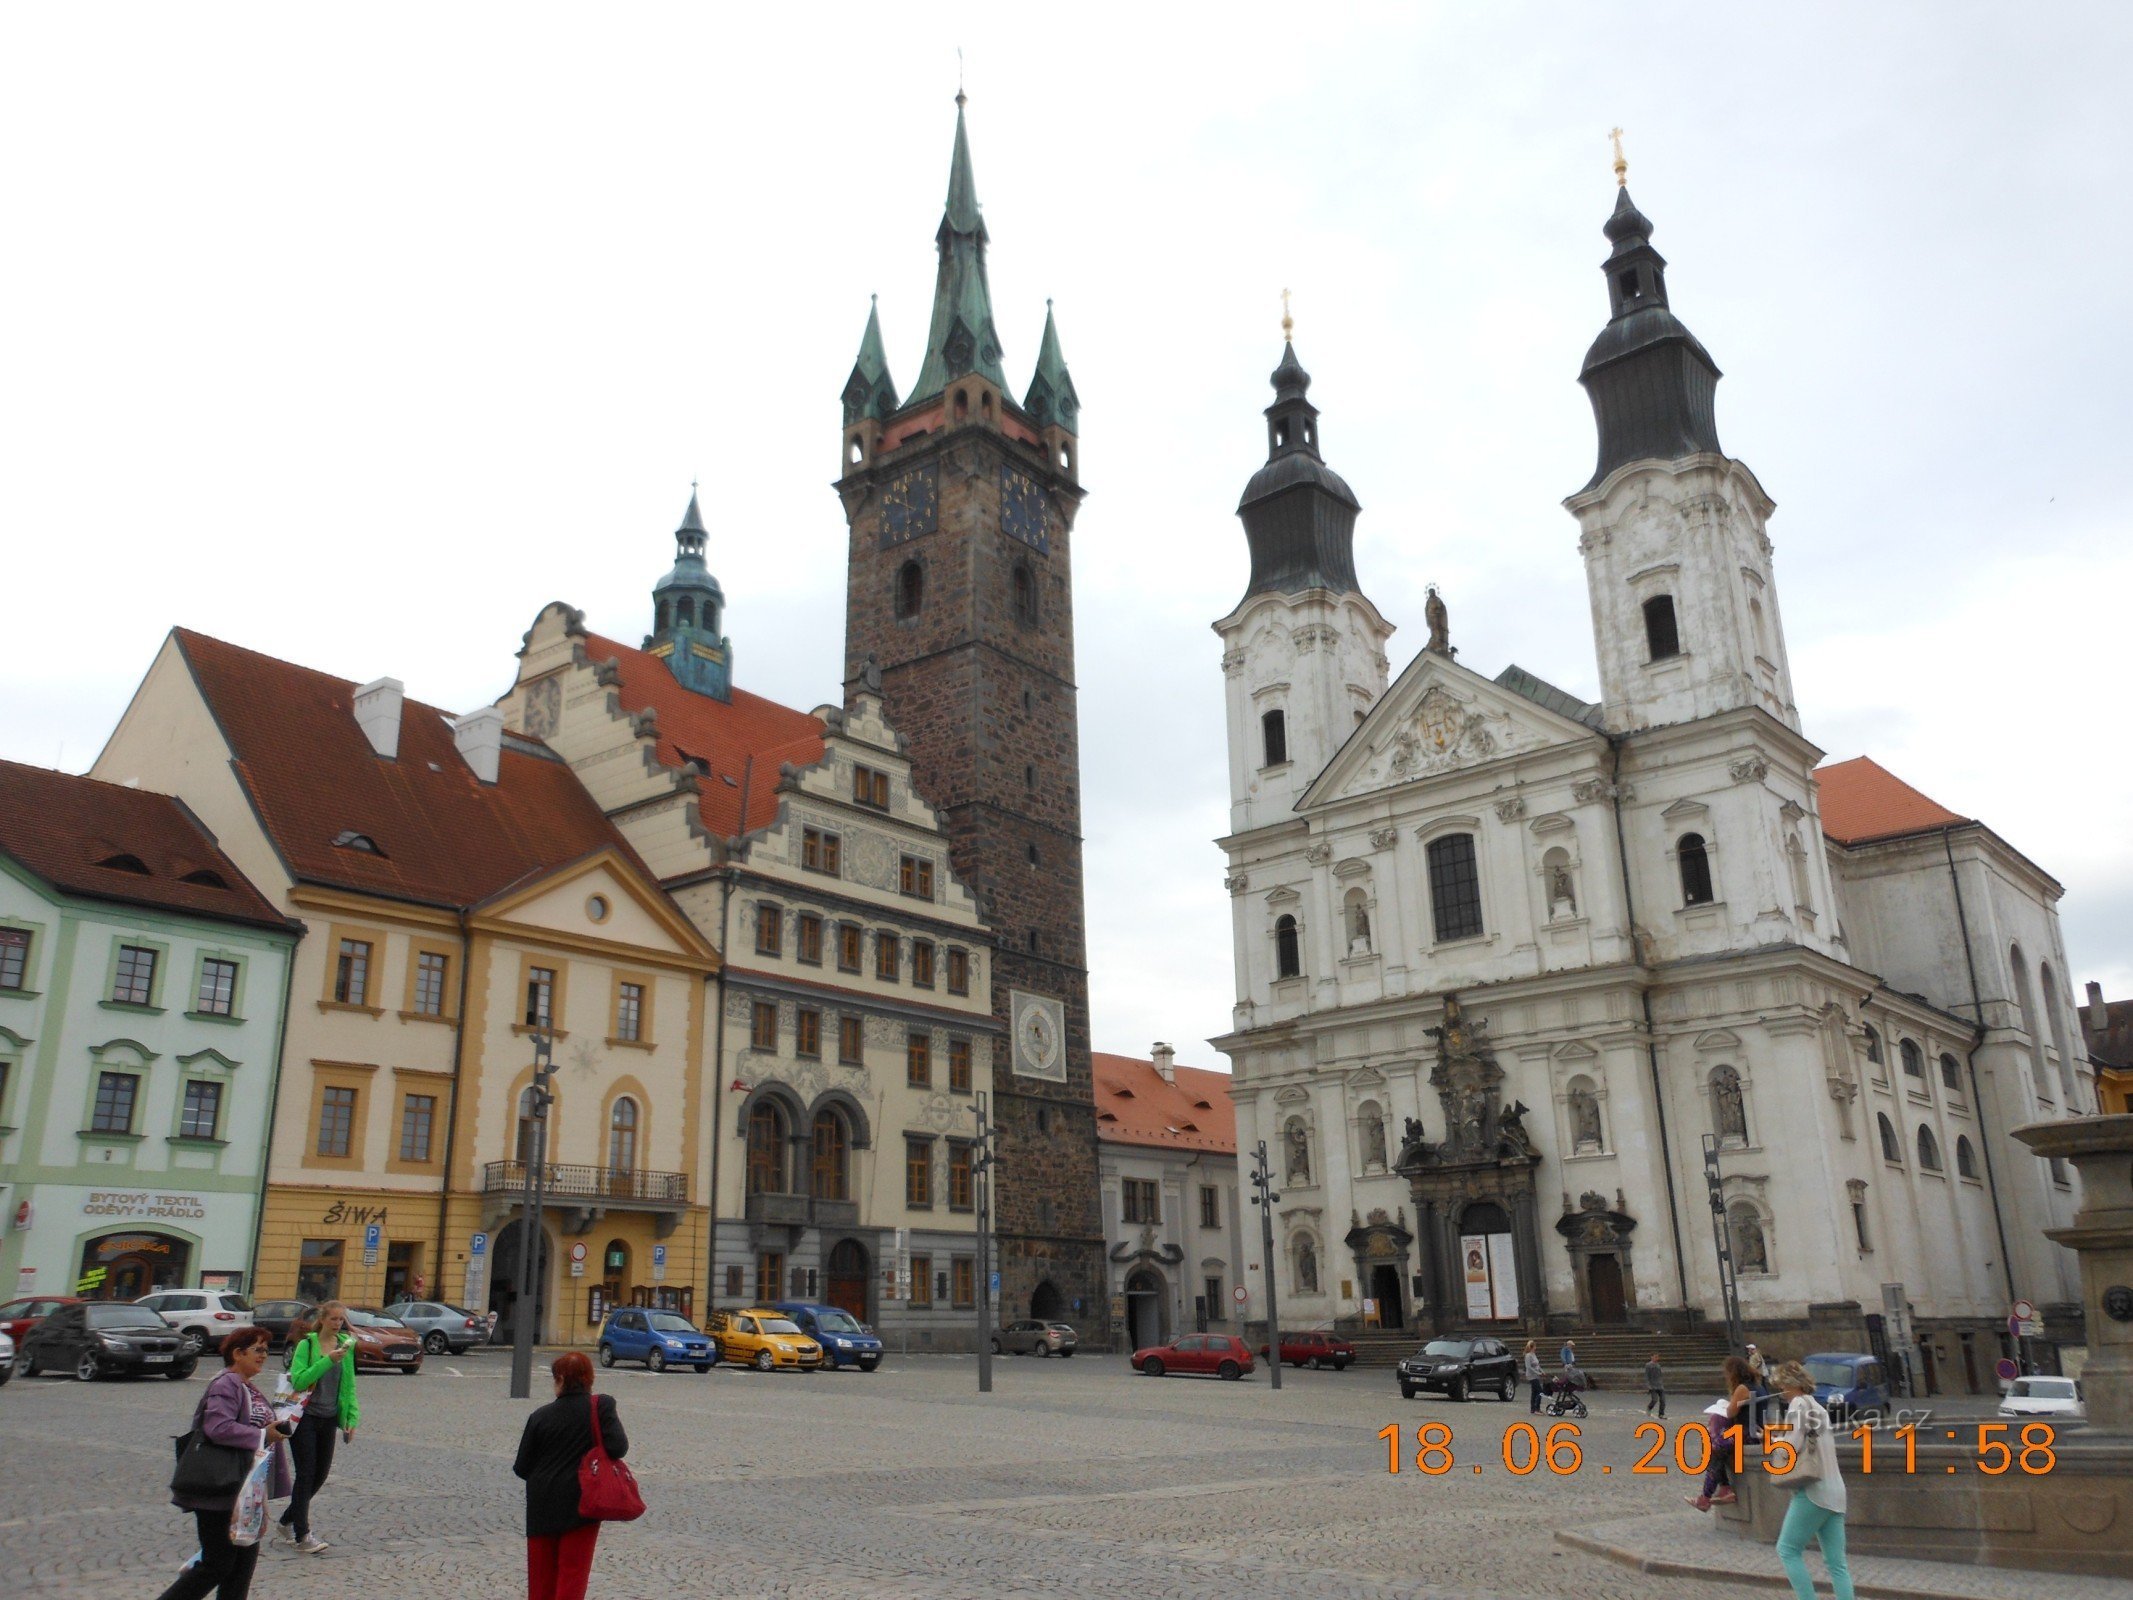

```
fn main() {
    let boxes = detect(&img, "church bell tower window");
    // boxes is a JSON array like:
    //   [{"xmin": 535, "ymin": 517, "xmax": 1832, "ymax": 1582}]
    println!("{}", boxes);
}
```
[
  {"xmin": 1273, "ymin": 914, "xmax": 1301, "ymax": 980},
  {"xmin": 1677, "ymin": 833, "xmax": 1715, "ymax": 907},
  {"xmin": 1642, "ymin": 595, "xmax": 1680, "ymax": 661},
  {"xmin": 1261, "ymin": 709, "xmax": 1288, "ymax": 768},
  {"xmin": 895, "ymin": 560, "xmax": 923, "ymax": 619}
]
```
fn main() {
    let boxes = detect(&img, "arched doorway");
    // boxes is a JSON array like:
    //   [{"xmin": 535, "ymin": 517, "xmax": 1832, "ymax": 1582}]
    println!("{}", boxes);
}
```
[
  {"xmin": 1457, "ymin": 1201, "xmax": 1520, "ymax": 1322},
  {"xmin": 78, "ymin": 1231, "xmax": 191, "ymax": 1300},
  {"xmin": 1369, "ymin": 1264, "xmax": 1406, "ymax": 1329},
  {"xmin": 1029, "ymin": 1279, "xmax": 1065, "ymax": 1321},
  {"xmin": 1124, "ymin": 1268, "xmax": 1166, "ymax": 1349},
  {"xmin": 824, "ymin": 1239, "xmax": 869, "ymax": 1321},
  {"xmin": 1586, "ymin": 1253, "xmax": 1626, "ymax": 1323},
  {"xmin": 489, "ymin": 1219, "xmax": 553, "ymax": 1344}
]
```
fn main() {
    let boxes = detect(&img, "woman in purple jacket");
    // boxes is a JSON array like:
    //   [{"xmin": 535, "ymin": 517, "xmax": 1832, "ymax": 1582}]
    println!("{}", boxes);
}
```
[{"xmin": 156, "ymin": 1326, "xmax": 293, "ymax": 1600}]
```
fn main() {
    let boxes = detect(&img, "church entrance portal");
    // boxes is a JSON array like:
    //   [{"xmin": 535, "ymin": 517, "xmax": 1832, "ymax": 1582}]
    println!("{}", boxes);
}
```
[
  {"xmin": 825, "ymin": 1239, "xmax": 869, "ymax": 1322},
  {"xmin": 1368, "ymin": 1264, "xmax": 1406, "ymax": 1329},
  {"xmin": 1124, "ymin": 1268, "xmax": 1166, "ymax": 1349},
  {"xmin": 1586, "ymin": 1253, "xmax": 1627, "ymax": 1324}
]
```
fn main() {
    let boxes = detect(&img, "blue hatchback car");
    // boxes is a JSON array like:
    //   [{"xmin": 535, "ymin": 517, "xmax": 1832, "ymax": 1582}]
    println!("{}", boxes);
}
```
[
  {"xmin": 1801, "ymin": 1352, "xmax": 1888, "ymax": 1423},
  {"xmin": 771, "ymin": 1303, "xmax": 884, "ymax": 1371},
  {"xmin": 598, "ymin": 1307, "xmax": 716, "ymax": 1372}
]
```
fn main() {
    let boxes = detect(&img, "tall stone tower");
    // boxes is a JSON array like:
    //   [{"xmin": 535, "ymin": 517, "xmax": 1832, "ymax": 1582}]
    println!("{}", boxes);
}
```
[{"xmin": 836, "ymin": 95, "xmax": 1105, "ymax": 1338}]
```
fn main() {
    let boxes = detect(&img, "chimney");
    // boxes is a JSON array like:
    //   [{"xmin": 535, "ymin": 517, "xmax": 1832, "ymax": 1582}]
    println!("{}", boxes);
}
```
[
  {"xmin": 352, "ymin": 677, "xmax": 404, "ymax": 759},
  {"xmin": 1151, "ymin": 1041, "xmax": 1175, "ymax": 1082},
  {"xmin": 2087, "ymin": 980, "xmax": 2107, "ymax": 1023},
  {"xmin": 454, "ymin": 707, "xmax": 505, "ymax": 785}
]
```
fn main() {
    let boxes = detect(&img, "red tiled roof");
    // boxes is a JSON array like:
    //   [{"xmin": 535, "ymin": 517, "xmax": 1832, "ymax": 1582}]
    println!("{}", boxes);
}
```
[
  {"xmin": 176, "ymin": 630, "xmax": 657, "ymax": 910},
  {"xmin": 1815, "ymin": 756, "xmax": 1969, "ymax": 846},
  {"xmin": 0, "ymin": 758, "xmax": 291, "ymax": 932},
  {"xmin": 1092, "ymin": 1052, "xmax": 1237, "ymax": 1154},
  {"xmin": 582, "ymin": 633, "xmax": 825, "ymax": 840}
]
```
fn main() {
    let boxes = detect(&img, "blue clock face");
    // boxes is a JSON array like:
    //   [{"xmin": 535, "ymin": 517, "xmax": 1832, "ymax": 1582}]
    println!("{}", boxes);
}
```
[
  {"xmin": 999, "ymin": 467, "xmax": 1049, "ymax": 551},
  {"xmin": 881, "ymin": 466, "xmax": 939, "ymax": 544}
]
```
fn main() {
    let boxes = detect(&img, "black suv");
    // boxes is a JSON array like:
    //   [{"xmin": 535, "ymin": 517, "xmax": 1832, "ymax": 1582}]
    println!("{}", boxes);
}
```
[
  {"xmin": 20, "ymin": 1301, "xmax": 195, "ymax": 1381},
  {"xmin": 1396, "ymin": 1336, "xmax": 1516, "ymax": 1402}
]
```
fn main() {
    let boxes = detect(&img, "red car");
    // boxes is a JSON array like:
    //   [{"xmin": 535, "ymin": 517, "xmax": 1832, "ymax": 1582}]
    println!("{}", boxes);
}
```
[
  {"xmin": 0, "ymin": 1296, "xmax": 84, "ymax": 1344},
  {"xmin": 1132, "ymin": 1333, "xmax": 1256, "ymax": 1380},
  {"xmin": 1258, "ymin": 1329, "xmax": 1357, "ymax": 1370}
]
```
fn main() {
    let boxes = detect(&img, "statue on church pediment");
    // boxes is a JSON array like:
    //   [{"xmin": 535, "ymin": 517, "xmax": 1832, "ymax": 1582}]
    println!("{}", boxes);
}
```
[{"xmin": 1426, "ymin": 993, "xmax": 1518, "ymax": 1164}]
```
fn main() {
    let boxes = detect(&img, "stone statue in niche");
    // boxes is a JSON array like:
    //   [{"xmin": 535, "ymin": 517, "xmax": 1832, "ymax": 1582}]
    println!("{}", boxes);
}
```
[
  {"xmin": 1363, "ymin": 1111, "xmax": 1388, "ymax": 1169},
  {"xmin": 1712, "ymin": 1066, "xmax": 1748, "ymax": 1145},
  {"xmin": 1296, "ymin": 1237, "xmax": 1320, "ymax": 1293},
  {"xmin": 1548, "ymin": 863, "xmax": 1577, "ymax": 915},
  {"xmin": 1729, "ymin": 1206, "xmax": 1769, "ymax": 1273},
  {"xmin": 1425, "ymin": 584, "xmax": 1451, "ymax": 654},
  {"xmin": 1347, "ymin": 895, "xmax": 1372, "ymax": 956},
  {"xmin": 1285, "ymin": 1120, "xmax": 1312, "ymax": 1184},
  {"xmin": 1569, "ymin": 1087, "xmax": 1604, "ymax": 1151}
]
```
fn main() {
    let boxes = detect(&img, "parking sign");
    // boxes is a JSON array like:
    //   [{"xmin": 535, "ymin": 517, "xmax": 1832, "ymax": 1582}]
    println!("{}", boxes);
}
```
[
  {"xmin": 363, "ymin": 1222, "xmax": 381, "ymax": 1266},
  {"xmin": 470, "ymin": 1232, "xmax": 487, "ymax": 1256},
  {"xmin": 652, "ymin": 1244, "xmax": 667, "ymax": 1282}
]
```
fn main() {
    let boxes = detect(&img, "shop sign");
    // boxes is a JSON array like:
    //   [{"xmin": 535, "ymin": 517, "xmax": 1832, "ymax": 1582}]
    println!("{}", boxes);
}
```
[
  {"xmin": 82, "ymin": 1191, "xmax": 207, "ymax": 1221},
  {"xmin": 11, "ymin": 1199, "xmax": 32, "ymax": 1231},
  {"xmin": 14, "ymin": 1266, "xmax": 36, "ymax": 1295},
  {"xmin": 321, "ymin": 1201, "xmax": 388, "ymax": 1226}
]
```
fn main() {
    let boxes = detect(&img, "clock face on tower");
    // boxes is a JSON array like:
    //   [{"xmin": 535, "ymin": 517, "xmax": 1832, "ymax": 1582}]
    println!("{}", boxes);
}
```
[
  {"xmin": 1010, "ymin": 989, "xmax": 1066, "ymax": 1082},
  {"xmin": 999, "ymin": 467, "xmax": 1050, "ymax": 552},
  {"xmin": 879, "ymin": 465, "xmax": 939, "ymax": 544}
]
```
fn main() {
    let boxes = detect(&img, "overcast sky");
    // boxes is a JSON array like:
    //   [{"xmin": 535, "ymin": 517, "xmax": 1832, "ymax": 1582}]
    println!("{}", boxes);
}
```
[{"xmin": 6, "ymin": 5, "xmax": 2130, "ymax": 1069}]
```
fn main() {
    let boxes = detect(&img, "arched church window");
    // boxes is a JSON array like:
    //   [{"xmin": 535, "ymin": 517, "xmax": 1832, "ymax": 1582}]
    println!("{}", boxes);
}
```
[
  {"xmin": 1011, "ymin": 562, "xmax": 1038, "ymax": 627},
  {"xmin": 1273, "ymin": 914, "xmax": 1301, "ymax": 980},
  {"xmin": 1261, "ymin": 709, "xmax": 1288, "ymax": 768},
  {"xmin": 1750, "ymin": 597, "xmax": 1770, "ymax": 658},
  {"xmin": 1566, "ymin": 1075, "xmax": 1604, "ymax": 1153},
  {"xmin": 1877, "ymin": 1112, "xmax": 1902, "ymax": 1165},
  {"xmin": 1939, "ymin": 1053, "xmax": 1962, "ymax": 1092},
  {"xmin": 1677, "ymin": 833, "xmax": 1714, "ymax": 907},
  {"xmin": 1916, "ymin": 1125, "xmax": 1942, "ymax": 1172},
  {"xmin": 1863, "ymin": 1026, "xmax": 1883, "ymax": 1065},
  {"xmin": 677, "ymin": 596, "xmax": 696, "ymax": 629},
  {"xmin": 1642, "ymin": 594, "xmax": 1680, "ymax": 661},
  {"xmin": 2010, "ymin": 945, "xmax": 2052, "ymax": 1098},
  {"xmin": 895, "ymin": 559, "xmax": 923, "ymax": 619},
  {"xmin": 1899, "ymin": 1039, "xmax": 1924, "ymax": 1079},
  {"xmin": 1343, "ymin": 888, "xmax": 1371, "ymax": 956},
  {"xmin": 1710, "ymin": 1064, "xmax": 1748, "ymax": 1147},
  {"xmin": 1726, "ymin": 1202, "xmax": 1769, "ymax": 1274},
  {"xmin": 1956, "ymin": 1135, "xmax": 1978, "ymax": 1179},
  {"xmin": 1426, "ymin": 833, "xmax": 1484, "ymax": 943},
  {"xmin": 1786, "ymin": 831, "xmax": 1812, "ymax": 910}
]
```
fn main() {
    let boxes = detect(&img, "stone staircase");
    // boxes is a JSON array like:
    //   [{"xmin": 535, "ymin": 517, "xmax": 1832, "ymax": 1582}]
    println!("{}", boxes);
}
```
[{"xmin": 1335, "ymin": 1324, "xmax": 1735, "ymax": 1388}]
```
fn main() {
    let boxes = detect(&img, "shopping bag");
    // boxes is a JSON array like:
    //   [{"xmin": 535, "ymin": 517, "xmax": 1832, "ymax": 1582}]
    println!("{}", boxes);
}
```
[{"xmin": 228, "ymin": 1448, "xmax": 272, "ymax": 1546}]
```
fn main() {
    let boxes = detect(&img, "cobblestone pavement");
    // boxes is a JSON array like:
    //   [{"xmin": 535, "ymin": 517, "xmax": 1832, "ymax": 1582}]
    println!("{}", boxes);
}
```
[{"xmin": 0, "ymin": 1353, "xmax": 2070, "ymax": 1599}]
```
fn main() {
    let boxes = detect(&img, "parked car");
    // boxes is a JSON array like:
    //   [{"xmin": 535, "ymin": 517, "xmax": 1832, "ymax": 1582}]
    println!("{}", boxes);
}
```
[
  {"xmin": 136, "ymin": 1289, "xmax": 258, "ymax": 1354},
  {"xmin": 291, "ymin": 1307, "xmax": 422, "ymax": 1374},
  {"xmin": 704, "ymin": 1307, "xmax": 823, "ymax": 1371},
  {"xmin": 19, "ymin": 1301, "xmax": 196, "ymax": 1381},
  {"xmin": 993, "ymin": 1319, "xmax": 1079, "ymax": 1357},
  {"xmin": 0, "ymin": 1296, "xmax": 84, "ymax": 1344},
  {"xmin": 771, "ymin": 1302, "xmax": 884, "ymax": 1371},
  {"xmin": 1132, "ymin": 1333, "xmax": 1255, "ymax": 1379},
  {"xmin": 250, "ymin": 1299, "xmax": 316, "ymax": 1351},
  {"xmin": 382, "ymin": 1300, "xmax": 494, "ymax": 1355},
  {"xmin": 0, "ymin": 1329, "xmax": 14, "ymax": 1385},
  {"xmin": 1800, "ymin": 1352, "xmax": 1889, "ymax": 1423},
  {"xmin": 598, "ymin": 1307, "xmax": 716, "ymax": 1372},
  {"xmin": 1396, "ymin": 1336, "xmax": 1517, "ymax": 1402},
  {"xmin": 1260, "ymin": 1330, "xmax": 1357, "ymax": 1370},
  {"xmin": 1999, "ymin": 1375, "xmax": 2085, "ymax": 1421}
]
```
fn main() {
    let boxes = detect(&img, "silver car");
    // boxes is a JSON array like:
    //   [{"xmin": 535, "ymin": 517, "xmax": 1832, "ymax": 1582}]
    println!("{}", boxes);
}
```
[
  {"xmin": 992, "ymin": 1319, "xmax": 1078, "ymax": 1357},
  {"xmin": 0, "ymin": 1328, "xmax": 15, "ymax": 1385},
  {"xmin": 380, "ymin": 1300, "xmax": 494, "ymax": 1355}
]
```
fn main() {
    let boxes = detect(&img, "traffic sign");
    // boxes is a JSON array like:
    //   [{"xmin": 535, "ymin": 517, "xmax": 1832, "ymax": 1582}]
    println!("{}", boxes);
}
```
[
  {"xmin": 570, "ymin": 1241, "xmax": 587, "ymax": 1279},
  {"xmin": 2012, "ymin": 1298, "xmax": 2037, "ymax": 1322},
  {"xmin": 1995, "ymin": 1358, "xmax": 2020, "ymax": 1382},
  {"xmin": 363, "ymin": 1222, "xmax": 381, "ymax": 1266},
  {"xmin": 1233, "ymin": 1285, "xmax": 1248, "ymax": 1305},
  {"xmin": 989, "ymin": 1270, "xmax": 1000, "ymax": 1295},
  {"xmin": 470, "ymin": 1232, "xmax": 488, "ymax": 1257}
]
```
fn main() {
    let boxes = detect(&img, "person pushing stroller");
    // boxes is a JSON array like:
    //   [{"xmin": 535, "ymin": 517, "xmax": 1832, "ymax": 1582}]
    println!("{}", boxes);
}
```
[{"xmin": 1544, "ymin": 1362, "xmax": 1590, "ymax": 1418}]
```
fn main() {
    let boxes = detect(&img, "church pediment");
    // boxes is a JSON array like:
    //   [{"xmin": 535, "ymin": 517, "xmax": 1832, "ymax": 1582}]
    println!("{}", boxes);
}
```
[{"xmin": 1300, "ymin": 652, "xmax": 1599, "ymax": 809}]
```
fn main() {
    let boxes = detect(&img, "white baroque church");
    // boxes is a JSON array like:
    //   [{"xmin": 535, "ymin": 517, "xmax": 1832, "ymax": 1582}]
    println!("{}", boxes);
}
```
[{"xmin": 1211, "ymin": 179, "xmax": 2092, "ymax": 1386}]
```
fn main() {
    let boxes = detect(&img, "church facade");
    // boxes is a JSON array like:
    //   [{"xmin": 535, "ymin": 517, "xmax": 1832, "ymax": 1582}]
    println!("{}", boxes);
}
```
[{"xmin": 1211, "ymin": 178, "xmax": 2091, "ymax": 1384}]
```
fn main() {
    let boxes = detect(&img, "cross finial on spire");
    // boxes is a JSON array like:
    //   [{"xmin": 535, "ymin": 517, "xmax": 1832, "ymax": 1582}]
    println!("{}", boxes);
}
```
[
  {"xmin": 956, "ymin": 47, "xmax": 965, "ymax": 108},
  {"xmin": 1281, "ymin": 287, "xmax": 1293, "ymax": 344},
  {"xmin": 1609, "ymin": 126, "xmax": 1628, "ymax": 187}
]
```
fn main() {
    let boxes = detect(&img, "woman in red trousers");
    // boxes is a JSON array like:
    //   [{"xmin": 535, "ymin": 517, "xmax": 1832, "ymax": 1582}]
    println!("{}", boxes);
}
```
[{"xmin": 512, "ymin": 1351, "xmax": 627, "ymax": 1600}]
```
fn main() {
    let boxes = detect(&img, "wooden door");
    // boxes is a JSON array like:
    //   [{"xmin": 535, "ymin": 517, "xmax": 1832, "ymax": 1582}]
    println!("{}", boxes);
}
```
[
  {"xmin": 825, "ymin": 1240, "xmax": 869, "ymax": 1321},
  {"xmin": 1587, "ymin": 1254, "xmax": 1627, "ymax": 1324}
]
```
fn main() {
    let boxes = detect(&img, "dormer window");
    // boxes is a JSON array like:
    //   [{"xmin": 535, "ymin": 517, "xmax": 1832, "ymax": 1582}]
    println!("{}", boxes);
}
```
[
  {"xmin": 331, "ymin": 830, "xmax": 383, "ymax": 855},
  {"xmin": 96, "ymin": 853, "xmax": 151, "ymax": 875},
  {"xmin": 180, "ymin": 869, "xmax": 230, "ymax": 889}
]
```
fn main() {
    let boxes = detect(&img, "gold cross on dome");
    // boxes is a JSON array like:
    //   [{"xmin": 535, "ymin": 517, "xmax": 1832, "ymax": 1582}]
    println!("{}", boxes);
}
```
[
  {"xmin": 1281, "ymin": 288, "xmax": 1293, "ymax": 343},
  {"xmin": 1609, "ymin": 127, "xmax": 1628, "ymax": 187}
]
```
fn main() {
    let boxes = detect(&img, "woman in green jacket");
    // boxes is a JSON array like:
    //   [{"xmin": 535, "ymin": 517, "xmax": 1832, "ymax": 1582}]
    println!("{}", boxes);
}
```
[{"xmin": 277, "ymin": 1301, "xmax": 359, "ymax": 1553}]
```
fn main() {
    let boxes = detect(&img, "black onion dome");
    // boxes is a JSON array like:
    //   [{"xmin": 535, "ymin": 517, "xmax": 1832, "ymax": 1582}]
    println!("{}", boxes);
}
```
[{"xmin": 1236, "ymin": 341, "xmax": 1364, "ymax": 598}]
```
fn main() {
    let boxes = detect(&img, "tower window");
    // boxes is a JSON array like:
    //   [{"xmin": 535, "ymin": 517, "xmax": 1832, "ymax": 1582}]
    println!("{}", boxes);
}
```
[
  {"xmin": 1023, "ymin": 689, "xmax": 1034, "ymax": 712},
  {"xmin": 1261, "ymin": 709, "xmax": 1288, "ymax": 768},
  {"xmin": 1616, "ymin": 268, "xmax": 1641, "ymax": 303},
  {"xmin": 954, "ymin": 388, "xmax": 969, "ymax": 421},
  {"xmin": 677, "ymin": 596, "xmax": 696, "ymax": 629},
  {"xmin": 1678, "ymin": 833, "xmax": 1715, "ymax": 907},
  {"xmin": 895, "ymin": 560, "xmax": 923, "ymax": 619},
  {"xmin": 1273, "ymin": 914, "xmax": 1301, "ymax": 980},
  {"xmin": 1026, "ymin": 844, "xmax": 1039, "ymax": 865},
  {"xmin": 1025, "ymin": 763, "xmax": 1036, "ymax": 790},
  {"xmin": 848, "ymin": 435, "xmax": 863, "ymax": 466},
  {"xmin": 655, "ymin": 599, "xmax": 669, "ymax": 632},
  {"xmin": 1642, "ymin": 595, "xmax": 1680, "ymax": 661},
  {"xmin": 1425, "ymin": 833, "xmax": 1484, "ymax": 943},
  {"xmin": 1011, "ymin": 563, "xmax": 1038, "ymax": 627}
]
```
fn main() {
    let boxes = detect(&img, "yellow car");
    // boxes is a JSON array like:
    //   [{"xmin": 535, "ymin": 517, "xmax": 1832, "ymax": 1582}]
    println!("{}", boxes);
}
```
[{"xmin": 706, "ymin": 1308, "xmax": 823, "ymax": 1371}]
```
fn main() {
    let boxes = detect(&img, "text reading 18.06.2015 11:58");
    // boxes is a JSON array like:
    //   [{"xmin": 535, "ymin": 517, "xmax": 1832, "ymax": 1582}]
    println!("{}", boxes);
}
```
[{"xmin": 1377, "ymin": 1422, "xmax": 2060, "ymax": 1477}]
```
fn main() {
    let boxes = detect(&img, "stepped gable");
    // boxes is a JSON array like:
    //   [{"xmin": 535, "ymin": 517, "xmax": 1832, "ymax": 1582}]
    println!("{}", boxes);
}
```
[
  {"xmin": 175, "ymin": 628, "xmax": 657, "ymax": 908},
  {"xmin": 0, "ymin": 757, "xmax": 290, "ymax": 931},
  {"xmin": 1816, "ymin": 755, "xmax": 1969, "ymax": 845},
  {"xmin": 582, "ymin": 631, "xmax": 826, "ymax": 840},
  {"xmin": 1092, "ymin": 1053, "xmax": 1236, "ymax": 1154}
]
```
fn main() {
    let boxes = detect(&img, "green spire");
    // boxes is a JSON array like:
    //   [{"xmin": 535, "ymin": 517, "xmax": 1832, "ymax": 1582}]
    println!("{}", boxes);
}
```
[
  {"xmin": 841, "ymin": 295, "xmax": 899, "ymax": 424},
  {"xmin": 909, "ymin": 94, "xmax": 1007, "ymax": 404},
  {"xmin": 1022, "ymin": 299, "xmax": 1079, "ymax": 436}
]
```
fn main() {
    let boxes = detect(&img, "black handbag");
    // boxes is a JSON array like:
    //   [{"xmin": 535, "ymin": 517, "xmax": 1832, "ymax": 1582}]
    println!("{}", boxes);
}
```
[{"xmin": 171, "ymin": 1408, "xmax": 253, "ymax": 1498}]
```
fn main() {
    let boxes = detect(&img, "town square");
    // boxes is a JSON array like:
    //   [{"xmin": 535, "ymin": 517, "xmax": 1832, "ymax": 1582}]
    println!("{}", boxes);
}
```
[{"xmin": 2, "ymin": 5, "xmax": 2131, "ymax": 1597}]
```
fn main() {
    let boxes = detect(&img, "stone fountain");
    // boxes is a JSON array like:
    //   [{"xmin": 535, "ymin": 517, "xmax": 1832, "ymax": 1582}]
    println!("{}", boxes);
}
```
[{"xmin": 1718, "ymin": 1113, "xmax": 2133, "ymax": 1575}]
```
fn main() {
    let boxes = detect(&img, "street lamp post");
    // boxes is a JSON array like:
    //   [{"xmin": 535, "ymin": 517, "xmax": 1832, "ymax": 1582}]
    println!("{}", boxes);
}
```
[
  {"xmin": 1250, "ymin": 1138, "xmax": 1282, "ymax": 1392},
  {"xmin": 509, "ymin": 1018, "xmax": 558, "ymax": 1400},
  {"xmin": 972, "ymin": 1091, "xmax": 998, "ymax": 1394}
]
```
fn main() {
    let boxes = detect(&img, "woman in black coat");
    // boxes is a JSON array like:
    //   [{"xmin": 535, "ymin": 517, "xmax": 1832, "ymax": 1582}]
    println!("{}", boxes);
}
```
[{"xmin": 513, "ymin": 1351, "xmax": 626, "ymax": 1600}]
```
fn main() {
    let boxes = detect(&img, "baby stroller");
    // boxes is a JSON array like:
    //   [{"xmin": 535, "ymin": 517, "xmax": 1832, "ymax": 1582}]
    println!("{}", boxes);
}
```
[{"xmin": 1544, "ymin": 1369, "xmax": 1590, "ymax": 1418}]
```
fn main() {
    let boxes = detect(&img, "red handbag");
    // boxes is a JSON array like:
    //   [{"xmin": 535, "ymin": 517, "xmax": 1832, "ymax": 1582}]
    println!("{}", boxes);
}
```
[{"xmin": 576, "ymin": 1393, "xmax": 645, "ymax": 1522}]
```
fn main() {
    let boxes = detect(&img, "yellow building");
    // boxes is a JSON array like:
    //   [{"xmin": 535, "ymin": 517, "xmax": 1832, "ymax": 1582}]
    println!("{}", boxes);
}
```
[{"xmin": 94, "ymin": 630, "xmax": 719, "ymax": 1343}]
